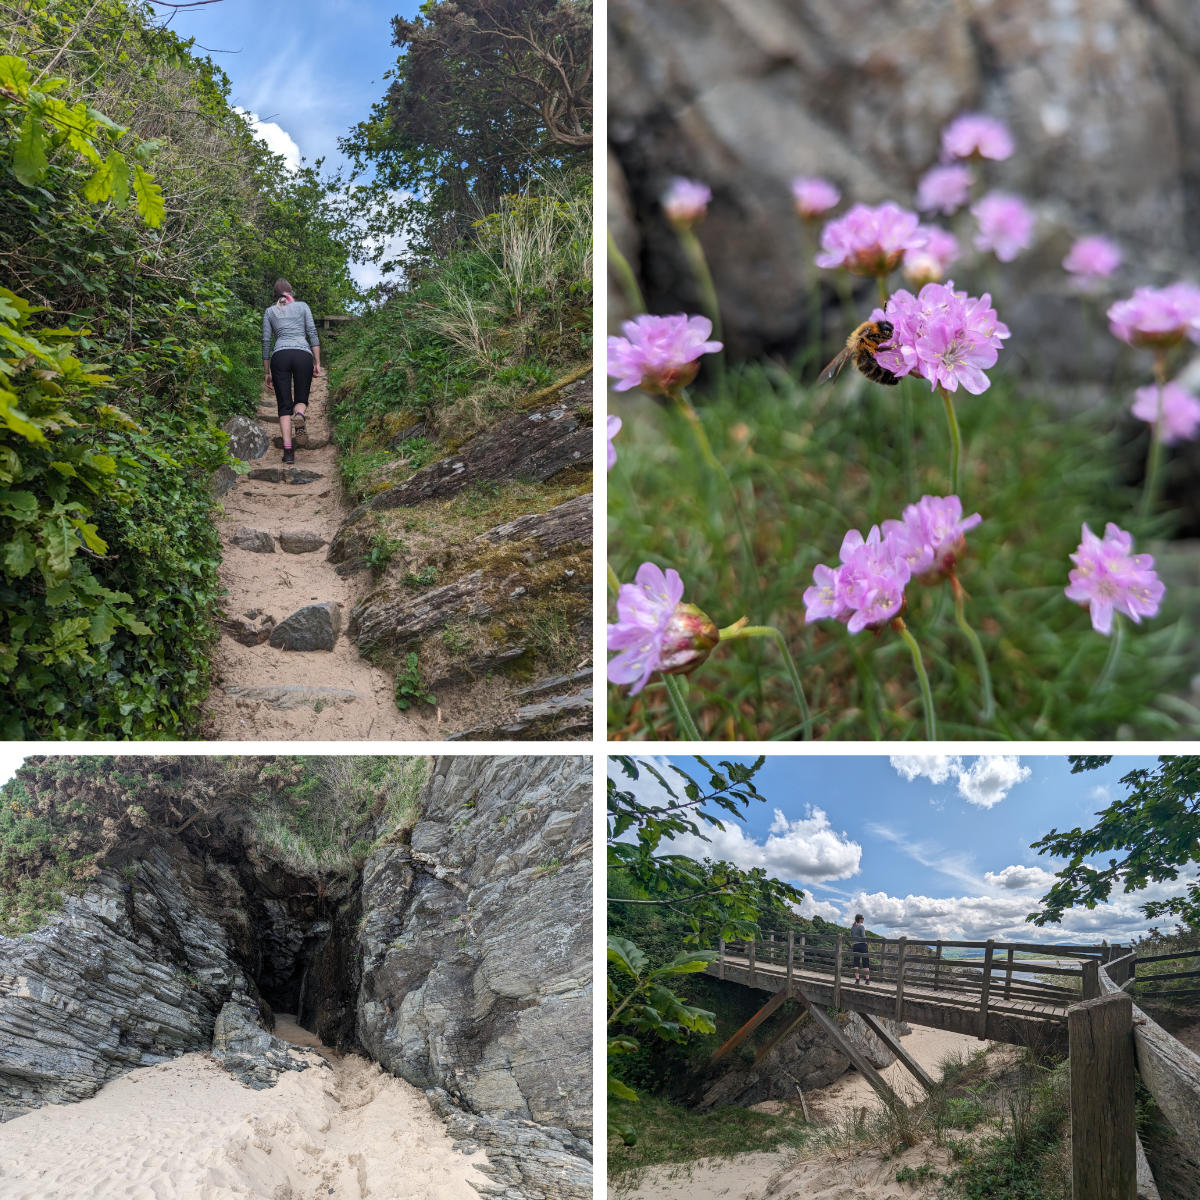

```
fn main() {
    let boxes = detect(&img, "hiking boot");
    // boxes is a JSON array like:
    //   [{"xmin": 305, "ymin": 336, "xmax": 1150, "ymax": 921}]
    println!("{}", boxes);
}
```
[
  {"xmin": 282, "ymin": 448, "xmax": 295, "ymax": 465},
  {"xmin": 293, "ymin": 409, "xmax": 306, "ymax": 432}
]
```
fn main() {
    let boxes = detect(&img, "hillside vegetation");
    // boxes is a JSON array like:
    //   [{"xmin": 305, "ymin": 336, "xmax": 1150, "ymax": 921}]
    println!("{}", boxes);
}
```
[{"xmin": 0, "ymin": 0, "xmax": 358, "ymax": 738}]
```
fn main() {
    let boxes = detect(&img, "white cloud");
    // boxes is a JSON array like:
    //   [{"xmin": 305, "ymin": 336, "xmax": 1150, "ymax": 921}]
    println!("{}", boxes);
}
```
[
  {"xmin": 235, "ymin": 107, "xmax": 301, "ymax": 171},
  {"xmin": 889, "ymin": 754, "xmax": 1031, "ymax": 808},
  {"xmin": 665, "ymin": 804, "xmax": 862, "ymax": 883},
  {"xmin": 984, "ymin": 864, "xmax": 1059, "ymax": 891},
  {"xmin": 793, "ymin": 895, "xmax": 843, "ymax": 922},
  {"xmin": 0, "ymin": 752, "xmax": 26, "ymax": 789}
]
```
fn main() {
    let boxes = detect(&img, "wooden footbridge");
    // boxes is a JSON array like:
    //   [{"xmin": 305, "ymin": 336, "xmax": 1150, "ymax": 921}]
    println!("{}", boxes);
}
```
[{"xmin": 706, "ymin": 930, "xmax": 1200, "ymax": 1200}]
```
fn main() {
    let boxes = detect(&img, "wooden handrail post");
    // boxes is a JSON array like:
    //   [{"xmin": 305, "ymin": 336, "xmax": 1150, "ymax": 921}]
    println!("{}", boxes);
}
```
[
  {"xmin": 895, "ymin": 937, "xmax": 907, "ymax": 1021},
  {"xmin": 1069, "ymin": 992, "xmax": 1135, "ymax": 1200},
  {"xmin": 748, "ymin": 937, "xmax": 757, "ymax": 987},
  {"xmin": 1082, "ymin": 959, "xmax": 1099, "ymax": 1000},
  {"xmin": 718, "ymin": 938, "xmax": 726, "ymax": 981},
  {"xmin": 1004, "ymin": 947, "xmax": 1014, "ymax": 999},
  {"xmin": 787, "ymin": 930, "xmax": 794, "ymax": 996},
  {"xmin": 933, "ymin": 942, "xmax": 943, "ymax": 991},
  {"xmin": 768, "ymin": 930, "xmax": 775, "ymax": 965},
  {"xmin": 834, "ymin": 934, "xmax": 843, "ymax": 1010},
  {"xmin": 978, "ymin": 939, "xmax": 995, "ymax": 1039},
  {"xmin": 798, "ymin": 933, "xmax": 806, "ymax": 966}
]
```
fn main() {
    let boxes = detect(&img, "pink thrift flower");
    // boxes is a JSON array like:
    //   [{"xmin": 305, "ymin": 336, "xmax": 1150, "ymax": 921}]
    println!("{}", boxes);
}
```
[
  {"xmin": 1107, "ymin": 283, "xmax": 1200, "ymax": 350},
  {"xmin": 1132, "ymin": 381, "xmax": 1200, "ymax": 445},
  {"xmin": 607, "ymin": 414, "xmax": 622, "ymax": 471},
  {"xmin": 1065, "ymin": 523, "xmax": 1164, "ymax": 636},
  {"xmin": 804, "ymin": 526, "xmax": 912, "ymax": 634},
  {"xmin": 884, "ymin": 495, "xmax": 982, "ymax": 577},
  {"xmin": 916, "ymin": 164, "xmax": 973, "ymax": 215},
  {"xmin": 941, "ymin": 113, "xmax": 1014, "ymax": 162},
  {"xmin": 903, "ymin": 226, "xmax": 959, "ymax": 286},
  {"xmin": 815, "ymin": 202, "xmax": 926, "ymax": 277},
  {"xmin": 1063, "ymin": 235, "xmax": 1122, "ymax": 280},
  {"xmin": 607, "ymin": 563, "xmax": 718, "ymax": 693},
  {"xmin": 662, "ymin": 177, "xmax": 711, "ymax": 227},
  {"xmin": 972, "ymin": 192, "xmax": 1035, "ymax": 262},
  {"xmin": 607, "ymin": 314, "xmax": 723, "ymax": 396},
  {"xmin": 792, "ymin": 176, "xmax": 840, "ymax": 219},
  {"xmin": 874, "ymin": 280, "xmax": 1010, "ymax": 395}
]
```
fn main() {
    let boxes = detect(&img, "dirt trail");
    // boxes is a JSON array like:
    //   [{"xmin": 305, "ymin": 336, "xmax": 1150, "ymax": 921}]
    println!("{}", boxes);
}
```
[{"xmin": 204, "ymin": 373, "xmax": 436, "ymax": 741}]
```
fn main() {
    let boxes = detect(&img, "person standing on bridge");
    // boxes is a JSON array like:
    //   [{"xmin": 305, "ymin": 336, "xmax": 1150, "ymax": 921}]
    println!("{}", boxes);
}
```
[
  {"xmin": 851, "ymin": 914, "xmax": 870, "ymax": 985},
  {"xmin": 262, "ymin": 278, "xmax": 321, "ymax": 465}
]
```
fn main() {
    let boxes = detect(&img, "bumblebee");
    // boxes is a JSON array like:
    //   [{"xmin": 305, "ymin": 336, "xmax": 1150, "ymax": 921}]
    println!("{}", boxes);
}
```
[{"xmin": 818, "ymin": 320, "xmax": 900, "ymax": 386}]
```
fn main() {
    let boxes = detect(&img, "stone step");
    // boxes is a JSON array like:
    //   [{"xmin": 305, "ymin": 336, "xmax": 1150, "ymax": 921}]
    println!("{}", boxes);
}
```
[
  {"xmin": 223, "ymin": 684, "xmax": 364, "ymax": 710},
  {"xmin": 278, "ymin": 530, "xmax": 327, "ymax": 554},
  {"xmin": 269, "ymin": 601, "xmax": 342, "ymax": 651},
  {"xmin": 247, "ymin": 468, "xmax": 323, "ymax": 484},
  {"xmin": 230, "ymin": 527, "xmax": 274, "ymax": 553}
]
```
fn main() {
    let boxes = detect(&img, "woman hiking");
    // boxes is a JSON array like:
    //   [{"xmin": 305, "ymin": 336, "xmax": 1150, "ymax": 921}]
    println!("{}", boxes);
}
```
[
  {"xmin": 262, "ymin": 278, "xmax": 321, "ymax": 464},
  {"xmin": 851, "ymin": 913, "xmax": 870, "ymax": 985}
]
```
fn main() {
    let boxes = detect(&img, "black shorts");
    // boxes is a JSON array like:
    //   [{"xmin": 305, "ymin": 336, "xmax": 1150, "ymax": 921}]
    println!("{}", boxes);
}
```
[
  {"xmin": 271, "ymin": 349, "xmax": 313, "ymax": 416},
  {"xmin": 852, "ymin": 942, "xmax": 868, "ymax": 969}
]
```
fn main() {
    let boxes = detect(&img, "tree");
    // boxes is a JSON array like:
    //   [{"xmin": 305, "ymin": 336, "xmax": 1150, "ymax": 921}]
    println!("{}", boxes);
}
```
[
  {"xmin": 1027, "ymin": 755, "xmax": 1200, "ymax": 928},
  {"xmin": 607, "ymin": 755, "xmax": 804, "ymax": 1141}
]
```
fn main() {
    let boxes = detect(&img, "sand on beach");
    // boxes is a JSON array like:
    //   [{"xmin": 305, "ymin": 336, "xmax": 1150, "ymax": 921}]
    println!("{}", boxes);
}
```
[
  {"xmin": 0, "ymin": 1026, "xmax": 486, "ymax": 1200},
  {"xmin": 613, "ymin": 1026, "xmax": 989, "ymax": 1200}
]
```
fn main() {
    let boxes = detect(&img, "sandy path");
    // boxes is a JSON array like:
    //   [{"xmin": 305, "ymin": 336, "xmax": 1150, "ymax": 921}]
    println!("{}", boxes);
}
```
[
  {"xmin": 0, "ymin": 1041, "xmax": 486, "ymax": 1198},
  {"xmin": 205, "ymin": 374, "xmax": 437, "ymax": 741},
  {"xmin": 613, "ymin": 1028, "xmax": 988, "ymax": 1200}
]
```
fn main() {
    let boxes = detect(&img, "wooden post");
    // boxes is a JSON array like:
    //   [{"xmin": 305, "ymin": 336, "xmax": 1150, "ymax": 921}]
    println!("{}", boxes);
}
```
[
  {"xmin": 787, "ymin": 930, "xmax": 794, "ymax": 996},
  {"xmin": 799, "ymin": 933, "xmax": 806, "ymax": 966},
  {"xmin": 933, "ymin": 942, "xmax": 943, "ymax": 991},
  {"xmin": 748, "ymin": 937, "xmax": 757, "ymax": 987},
  {"xmin": 718, "ymin": 938, "xmax": 726, "ymax": 981},
  {"xmin": 798, "ymin": 988, "xmax": 899, "ymax": 1107},
  {"xmin": 1004, "ymin": 947, "xmax": 1015, "ymax": 999},
  {"xmin": 978, "ymin": 940, "xmax": 995, "ymax": 1039},
  {"xmin": 1069, "ymin": 991, "xmax": 1136, "ymax": 1200},
  {"xmin": 860, "ymin": 1011, "xmax": 934, "ymax": 1091},
  {"xmin": 895, "ymin": 938, "xmax": 908, "ymax": 1021},
  {"xmin": 1082, "ymin": 959, "xmax": 1099, "ymax": 1001},
  {"xmin": 709, "ymin": 989, "xmax": 789, "ymax": 1064},
  {"xmin": 768, "ymin": 930, "xmax": 775, "ymax": 967},
  {"xmin": 834, "ymin": 934, "xmax": 843, "ymax": 1010}
]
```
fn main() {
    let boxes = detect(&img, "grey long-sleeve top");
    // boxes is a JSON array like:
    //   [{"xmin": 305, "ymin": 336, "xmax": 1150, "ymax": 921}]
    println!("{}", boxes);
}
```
[{"xmin": 262, "ymin": 300, "xmax": 320, "ymax": 360}]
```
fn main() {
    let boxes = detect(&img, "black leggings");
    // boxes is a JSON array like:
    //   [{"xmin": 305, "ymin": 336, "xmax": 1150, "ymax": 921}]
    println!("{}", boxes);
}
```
[
  {"xmin": 271, "ymin": 349, "xmax": 313, "ymax": 416},
  {"xmin": 853, "ymin": 944, "xmax": 869, "ymax": 969}
]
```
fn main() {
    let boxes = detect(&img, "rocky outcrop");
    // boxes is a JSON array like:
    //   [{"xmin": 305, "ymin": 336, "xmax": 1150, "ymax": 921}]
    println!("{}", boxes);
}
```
[
  {"xmin": 210, "ymin": 990, "xmax": 320, "ymax": 1089},
  {"xmin": 357, "ymin": 756, "xmax": 592, "ymax": 1143},
  {"xmin": 447, "ymin": 672, "xmax": 593, "ymax": 741},
  {"xmin": 609, "ymin": 0, "xmax": 1200, "ymax": 377},
  {"xmin": 212, "ymin": 415, "xmax": 270, "ymax": 496},
  {"xmin": 268, "ymin": 601, "xmax": 342, "ymax": 651}
]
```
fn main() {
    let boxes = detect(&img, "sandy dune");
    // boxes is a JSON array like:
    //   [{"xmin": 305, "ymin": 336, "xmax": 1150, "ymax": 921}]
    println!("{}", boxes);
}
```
[
  {"xmin": 0, "ymin": 1040, "xmax": 485, "ymax": 1199},
  {"xmin": 614, "ymin": 1027, "xmax": 987, "ymax": 1200}
]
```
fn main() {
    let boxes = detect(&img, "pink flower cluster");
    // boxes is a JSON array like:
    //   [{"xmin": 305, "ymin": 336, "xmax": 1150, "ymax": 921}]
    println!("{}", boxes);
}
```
[
  {"xmin": 971, "ymin": 192, "xmax": 1035, "ymax": 262},
  {"xmin": 607, "ymin": 563, "xmax": 718, "ymax": 693},
  {"xmin": 1063, "ymin": 235, "xmax": 1122, "ymax": 280},
  {"xmin": 1132, "ymin": 381, "xmax": 1200, "ymax": 445},
  {"xmin": 1107, "ymin": 283, "xmax": 1200, "ymax": 349},
  {"xmin": 903, "ymin": 226, "xmax": 959, "ymax": 287},
  {"xmin": 941, "ymin": 113, "xmax": 1014, "ymax": 162},
  {"xmin": 607, "ymin": 414, "xmax": 622, "ymax": 471},
  {"xmin": 1065, "ymin": 523, "xmax": 1164, "ymax": 636},
  {"xmin": 873, "ymin": 281, "xmax": 1010, "ymax": 395},
  {"xmin": 804, "ymin": 496, "xmax": 981, "ymax": 634},
  {"xmin": 607, "ymin": 314, "xmax": 723, "ymax": 395},
  {"xmin": 815, "ymin": 202, "xmax": 926, "ymax": 277},
  {"xmin": 662, "ymin": 177, "xmax": 711, "ymax": 227},
  {"xmin": 916, "ymin": 164, "xmax": 972, "ymax": 215},
  {"xmin": 792, "ymin": 176, "xmax": 840, "ymax": 219}
]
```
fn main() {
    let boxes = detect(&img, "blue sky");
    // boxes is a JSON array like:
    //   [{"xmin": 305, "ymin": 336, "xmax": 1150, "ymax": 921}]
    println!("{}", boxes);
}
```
[
  {"xmin": 161, "ymin": 0, "xmax": 422, "ymax": 285},
  {"xmin": 610, "ymin": 754, "xmax": 1187, "ymax": 946}
]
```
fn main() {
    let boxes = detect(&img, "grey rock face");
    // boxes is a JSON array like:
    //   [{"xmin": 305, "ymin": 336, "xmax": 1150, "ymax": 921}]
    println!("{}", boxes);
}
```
[
  {"xmin": 268, "ymin": 601, "xmax": 342, "ymax": 651},
  {"xmin": 447, "ymin": 674, "xmax": 593, "ymax": 741},
  {"xmin": 357, "ymin": 755, "xmax": 593, "ymax": 1142},
  {"xmin": 210, "ymin": 991, "xmax": 319, "ymax": 1089},
  {"xmin": 278, "ymin": 529, "xmax": 327, "ymax": 554},
  {"xmin": 221, "ymin": 609, "xmax": 276, "ymax": 646},
  {"xmin": 230, "ymin": 527, "xmax": 275, "ymax": 553},
  {"xmin": 0, "ymin": 846, "xmax": 244, "ymax": 1120}
]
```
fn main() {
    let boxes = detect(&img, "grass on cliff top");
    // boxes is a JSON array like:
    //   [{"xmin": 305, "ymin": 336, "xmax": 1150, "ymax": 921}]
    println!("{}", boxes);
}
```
[{"xmin": 608, "ymin": 360, "xmax": 1199, "ymax": 741}]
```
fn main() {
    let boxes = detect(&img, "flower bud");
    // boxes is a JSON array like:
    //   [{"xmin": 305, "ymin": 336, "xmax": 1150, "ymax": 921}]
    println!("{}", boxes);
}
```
[{"xmin": 658, "ymin": 603, "xmax": 719, "ymax": 675}]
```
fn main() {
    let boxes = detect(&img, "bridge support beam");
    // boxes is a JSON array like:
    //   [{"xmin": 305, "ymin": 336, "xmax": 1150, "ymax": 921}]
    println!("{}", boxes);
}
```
[
  {"xmin": 795, "ymin": 986, "xmax": 899, "ymax": 1109},
  {"xmin": 859, "ymin": 1012, "xmax": 934, "ymax": 1093},
  {"xmin": 1068, "ymin": 991, "xmax": 1136, "ymax": 1200},
  {"xmin": 708, "ymin": 989, "xmax": 788, "ymax": 1065}
]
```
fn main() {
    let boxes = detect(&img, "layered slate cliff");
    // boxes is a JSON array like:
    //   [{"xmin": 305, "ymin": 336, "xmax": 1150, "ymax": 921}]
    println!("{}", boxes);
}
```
[{"xmin": 0, "ymin": 755, "xmax": 592, "ymax": 1198}]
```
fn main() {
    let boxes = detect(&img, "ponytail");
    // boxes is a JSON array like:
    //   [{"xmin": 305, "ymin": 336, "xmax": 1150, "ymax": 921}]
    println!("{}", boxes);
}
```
[{"xmin": 273, "ymin": 278, "xmax": 294, "ymax": 307}]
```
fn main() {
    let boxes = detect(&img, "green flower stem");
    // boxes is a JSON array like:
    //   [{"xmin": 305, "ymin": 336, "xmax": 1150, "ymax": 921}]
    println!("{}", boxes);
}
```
[
  {"xmin": 663, "ymin": 673, "xmax": 702, "ymax": 740},
  {"xmin": 938, "ymin": 385, "xmax": 962, "ymax": 495},
  {"xmin": 1096, "ymin": 614, "xmax": 1125, "ymax": 691},
  {"xmin": 876, "ymin": 273, "xmax": 890, "ymax": 308},
  {"xmin": 900, "ymin": 375, "xmax": 917, "ymax": 498},
  {"xmin": 952, "ymin": 582, "xmax": 995, "ymax": 722},
  {"xmin": 677, "ymin": 227, "xmax": 723, "ymax": 343},
  {"xmin": 607, "ymin": 559, "xmax": 620, "ymax": 595},
  {"xmin": 851, "ymin": 642, "xmax": 883, "ymax": 739},
  {"xmin": 719, "ymin": 623, "xmax": 813, "ymax": 740},
  {"xmin": 894, "ymin": 619, "xmax": 938, "ymax": 740},
  {"xmin": 1139, "ymin": 352, "xmax": 1168, "ymax": 520},
  {"xmin": 606, "ymin": 228, "xmax": 646, "ymax": 314}
]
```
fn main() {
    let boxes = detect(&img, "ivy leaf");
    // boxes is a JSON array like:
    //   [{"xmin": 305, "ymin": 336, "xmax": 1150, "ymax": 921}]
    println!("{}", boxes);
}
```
[
  {"xmin": 12, "ymin": 111, "xmax": 47, "ymax": 185},
  {"xmin": 131, "ymin": 163, "xmax": 164, "ymax": 227}
]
